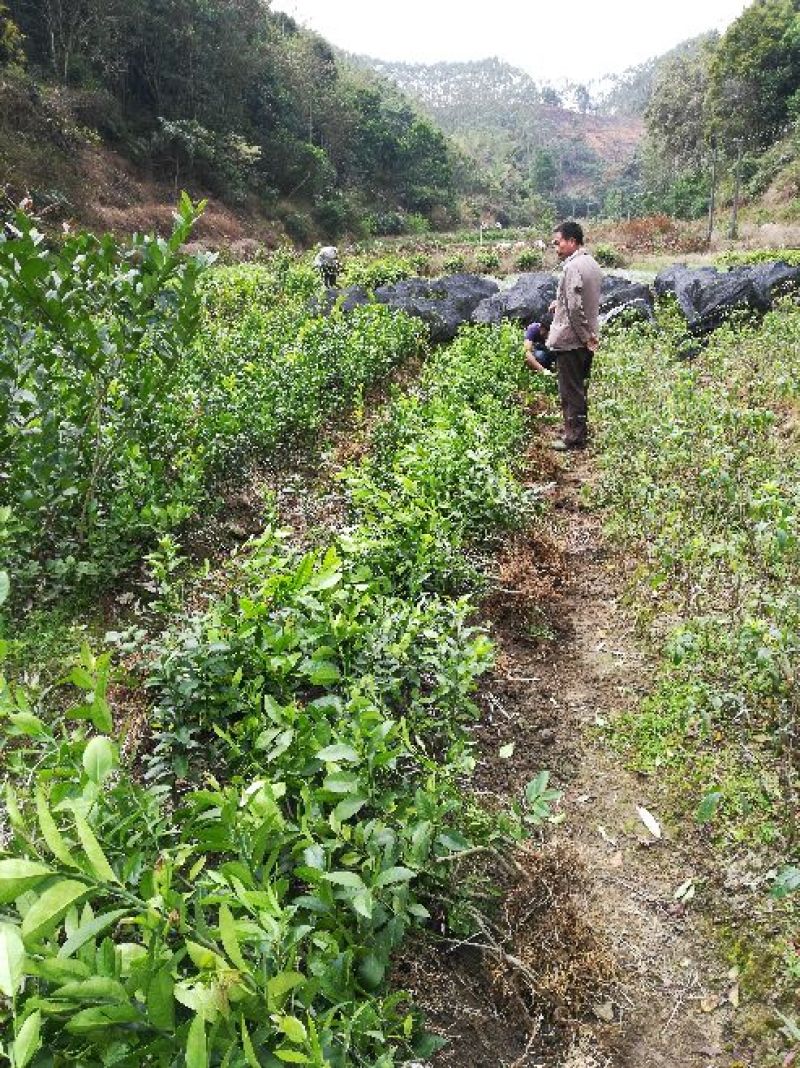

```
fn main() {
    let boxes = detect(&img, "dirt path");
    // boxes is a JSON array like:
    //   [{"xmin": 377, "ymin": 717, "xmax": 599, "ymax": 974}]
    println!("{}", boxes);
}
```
[{"xmin": 402, "ymin": 449, "xmax": 740, "ymax": 1067}]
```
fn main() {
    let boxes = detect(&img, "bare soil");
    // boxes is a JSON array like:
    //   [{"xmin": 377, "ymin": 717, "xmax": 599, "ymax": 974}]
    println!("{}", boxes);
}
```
[{"xmin": 400, "ymin": 449, "xmax": 749, "ymax": 1067}]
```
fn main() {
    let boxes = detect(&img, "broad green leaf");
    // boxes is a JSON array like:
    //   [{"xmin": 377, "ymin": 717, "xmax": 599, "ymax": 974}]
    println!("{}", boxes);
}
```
[
  {"xmin": 21, "ymin": 879, "xmax": 90, "ymax": 944},
  {"xmin": 0, "ymin": 859, "xmax": 53, "ymax": 905},
  {"xmin": 7, "ymin": 713, "xmax": 45, "ymax": 737},
  {"xmin": 186, "ymin": 941, "xmax": 226, "ymax": 971},
  {"xmin": 334, "ymin": 796, "xmax": 368, "ymax": 822},
  {"xmin": 351, "ymin": 889, "xmax": 373, "ymax": 919},
  {"xmin": 374, "ymin": 866, "xmax": 416, "ymax": 888},
  {"xmin": 279, "ymin": 1015, "xmax": 307, "ymax": 1044},
  {"xmin": 322, "ymin": 773, "xmax": 359, "ymax": 795},
  {"xmin": 0, "ymin": 923, "xmax": 25, "ymax": 996},
  {"xmin": 219, "ymin": 904, "xmax": 248, "ymax": 972},
  {"xmin": 35, "ymin": 790, "xmax": 78, "ymax": 869},
  {"xmin": 64, "ymin": 1004, "xmax": 141, "ymax": 1034},
  {"xmin": 186, "ymin": 1013, "xmax": 208, "ymax": 1068},
  {"xmin": 68, "ymin": 667, "xmax": 95, "ymax": 690},
  {"xmin": 308, "ymin": 662, "xmax": 340, "ymax": 686},
  {"xmin": 357, "ymin": 953, "xmax": 385, "ymax": 991},
  {"xmin": 147, "ymin": 967, "xmax": 175, "ymax": 1031},
  {"xmin": 695, "ymin": 791, "xmax": 722, "ymax": 824},
  {"xmin": 316, "ymin": 743, "xmax": 359, "ymax": 763},
  {"xmin": 274, "ymin": 1050, "xmax": 310, "ymax": 1064},
  {"xmin": 53, "ymin": 976, "xmax": 128, "ymax": 1002},
  {"xmin": 67, "ymin": 697, "xmax": 113, "ymax": 733},
  {"xmin": 772, "ymin": 866, "xmax": 800, "ymax": 900},
  {"xmin": 499, "ymin": 743, "xmax": 515, "ymax": 759},
  {"xmin": 525, "ymin": 771, "xmax": 550, "ymax": 803},
  {"xmin": 73, "ymin": 810, "xmax": 117, "ymax": 882},
  {"xmin": 13, "ymin": 1010, "xmax": 41, "ymax": 1068},
  {"xmin": 322, "ymin": 871, "xmax": 364, "ymax": 890},
  {"xmin": 58, "ymin": 908, "xmax": 128, "ymax": 959},
  {"xmin": 82, "ymin": 736, "xmax": 115, "ymax": 785},
  {"xmin": 266, "ymin": 970, "xmax": 305, "ymax": 1007}
]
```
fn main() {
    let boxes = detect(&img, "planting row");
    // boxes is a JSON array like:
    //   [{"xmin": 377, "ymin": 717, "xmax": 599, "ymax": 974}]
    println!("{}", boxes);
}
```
[
  {"xmin": 0, "ymin": 202, "xmax": 425, "ymax": 604},
  {"xmin": 0, "ymin": 325, "xmax": 555, "ymax": 1067},
  {"xmin": 593, "ymin": 301, "xmax": 800, "ymax": 1027}
]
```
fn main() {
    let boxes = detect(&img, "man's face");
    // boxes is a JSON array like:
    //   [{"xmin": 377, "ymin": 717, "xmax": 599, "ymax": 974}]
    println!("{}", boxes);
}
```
[{"xmin": 553, "ymin": 231, "xmax": 578, "ymax": 260}]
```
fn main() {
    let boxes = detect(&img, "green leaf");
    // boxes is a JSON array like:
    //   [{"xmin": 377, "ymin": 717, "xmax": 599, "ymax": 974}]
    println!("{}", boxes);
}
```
[
  {"xmin": 13, "ymin": 1010, "xmax": 41, "ymax": 1068},
  {"xmin": 525, "ymin": 771, "xmax": 550, "ymax": 804},
  {"xmin": 53, "ymin": 976, "xmax": 128, "ymax": 1002},
  {"xmin": 147, "ymin": 967, "xmax": 175, "ymax": 1031},
  {"xmin": 334, "ymin": 796, "xmax": 368, "ymax": 822},
  {"xmin": 58, "ymin": 908, "xmax": 128, "ymax": 959},
  {"xmin": 0, "ymin": 922, "xmax": 25, "ymax": 996},
  {"xmin": 322, "ymin": 773, "xmax": 359, "ymax": 795},
  {"xmin": 274, "ymin": 1050, "xmax": 310, "ymax": 1064},
  {"xmin": 316, "ymin": 743, "xmax": 359, "ymax": 763},
  {"xmin": 322, "ymin": 871, "xmax": 365, "ymax": 890},
  {"xmin": 357, "ymin": 953, "xmax": 385, "ymax": 991},
  {"xmin": 35, "ymin": 789, "xmax": 78, "ymax": 869},
  {"xmin": 0, "ymin": 859, "xmax": 53, "ymax": 905},
  {"xmin": 186, "ymin": 1013, "xmax": 208, "ymax": 1068},
  {"xmin": 0, "ymin": 571, "xmax": 10, "ymax": 607},
  {"xmin": 82, "ymin": 736, "xmax": 116, "ymax": 785},
  {"xmin": 241, "ymin": 1019, "xmax": 260, "ymax": 1068},
  {"xmin": 498, "ymin": 743, "xmax": 515, "ymax": 759},
  {"xmin": 308, "ymin": 662, "xmax": 340, "ymax": 686},
  {"xmin": 279, "ymin": 1015, "xmax": 307, "ymax": 1044},
  {"xmin": 374, "ymin": 866, "xmax": 416, "ymax": 888},
  {"xmin": 266, "ymin": 970, "xmax": 305, "ymax": 1007},
  {"xmin": 771, "ymin": 866, "xmax": 800, "ymax": 900},
  {"xmin": 73, "ymin": 810, "xmax": 117, "ymax": 882},
  {"xmin": 351, "ymin": 889, "xmax": 374, "ymax": 919},
  {"xmin": 219, "ymin": 903, "xmax": 248, "ymax": 971},
  {"xmin": 21, "ymin": 879, "xmax": 90, "ymax": 944},
  {"xmin": 695, "ymin": 790, "xmax": 722, "ymax": 824},
  {"xmin": 64, "ymin": 1004, "xmax": 141, "ymax": 1034},
  {"xmin": 6, "ymin": 713, "xmax": 46, "ymax": 737}
]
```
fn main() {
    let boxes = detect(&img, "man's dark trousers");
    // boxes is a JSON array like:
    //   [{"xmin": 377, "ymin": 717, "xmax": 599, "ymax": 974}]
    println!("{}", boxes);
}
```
[{"xmin": 556, "ymin": 347, "xmax": 593, "ymax": 448}]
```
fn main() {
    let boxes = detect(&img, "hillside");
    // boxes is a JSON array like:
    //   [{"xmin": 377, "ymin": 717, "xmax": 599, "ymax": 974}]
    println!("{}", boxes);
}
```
[
  {"xmin": 348, "ymin": 54, "xmax": 645, "ymax": 217},
  {"xmin": 0, "ymin": 2, "xmax": 468, "ymax": 242}
]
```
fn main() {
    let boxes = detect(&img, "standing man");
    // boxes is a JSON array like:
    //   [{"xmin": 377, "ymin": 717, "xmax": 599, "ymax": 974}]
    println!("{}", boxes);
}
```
[{"xmin": 547, "ymin": 221, "xmax": 603, "ymax": 451}]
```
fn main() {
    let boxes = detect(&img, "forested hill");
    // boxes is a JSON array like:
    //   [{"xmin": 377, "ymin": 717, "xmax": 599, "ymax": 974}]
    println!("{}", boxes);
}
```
[
  {"xmin": 350, "ymin": 54, "xmax": 645, "ymax": 218},
  {"xmin": 0, "ymin": 1, "xmax": 465, "ymax": 241}
]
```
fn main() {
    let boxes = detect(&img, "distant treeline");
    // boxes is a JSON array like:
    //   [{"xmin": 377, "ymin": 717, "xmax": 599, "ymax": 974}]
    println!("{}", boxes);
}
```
[
  {"xmin": 638, "ymin": 0, "xmax": 800, "ymax": 218},
  {"xmin": 0, "ymin": 0, "xmax": 461, "ymax": 237}
]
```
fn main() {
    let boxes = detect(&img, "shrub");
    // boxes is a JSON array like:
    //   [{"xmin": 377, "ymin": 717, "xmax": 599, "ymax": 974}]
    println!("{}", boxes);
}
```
[
  {"xmin": 593, "ymin": 243, "xmax": 625, "ymax": 268},
  {"xmin": 476, "ymin": 249, "xmax": 500, "ymax": 274},
  {"xmin": 516, "ymin": 249, "xmax": 543, "ymax": 271},
  {"xmin": 442, "ymin": 253, "xmax": 465, "ymax": 274},
  {"xmin": 341, "ymin": 255, "xmax": 416, "ymax": 289},
  {"xmin": 717, "ymin": 248, "xmax": 800, "ymax": 268},
  {"xmin": 282, "ymin": 210, "xmax": 314, "ymax": 244}
]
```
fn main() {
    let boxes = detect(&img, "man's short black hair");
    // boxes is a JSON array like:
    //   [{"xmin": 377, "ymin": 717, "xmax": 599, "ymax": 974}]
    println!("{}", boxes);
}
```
[{"xmin": 555, "ymin": 220, "xmax": 584, "ymax": 244}]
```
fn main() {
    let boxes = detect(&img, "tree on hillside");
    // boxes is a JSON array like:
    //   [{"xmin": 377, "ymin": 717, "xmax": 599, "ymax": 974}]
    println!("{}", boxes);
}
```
[
  {"xmin": 645, "ymin": 34, "xmax": 717, "ymax": 164},
  {"xmin": 707, "ymin": 0, "xmax": 800, "ymax": 148},
  {"xmin": 0, "ymin": 1, "xmax": 24, "ymax": 66}
]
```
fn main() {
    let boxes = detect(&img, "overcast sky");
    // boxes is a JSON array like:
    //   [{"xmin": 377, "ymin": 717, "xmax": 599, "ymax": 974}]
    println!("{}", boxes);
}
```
[{"xmin": 270, "ymin": 0, "xmax": 750, "ymax": 84}]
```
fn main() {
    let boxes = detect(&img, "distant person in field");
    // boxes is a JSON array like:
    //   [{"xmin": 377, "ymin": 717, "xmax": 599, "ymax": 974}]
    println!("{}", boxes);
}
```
[
  {"xmin": 314, "ymin": 245, "xmax": 340, "ymax": 287},
  {"xmin": 523, "ymin": 313, "xmax": 556, "ymax": 374},
  {"xmin": 547, "ymin": 221, "xmax": 602, "ymax": 451}
]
